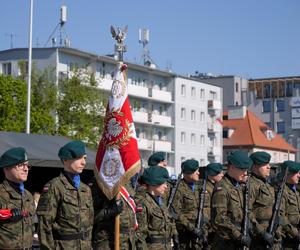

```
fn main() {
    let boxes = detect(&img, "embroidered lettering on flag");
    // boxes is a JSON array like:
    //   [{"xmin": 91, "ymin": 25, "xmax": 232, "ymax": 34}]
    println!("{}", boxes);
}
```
[{"xmin": 94, "ymin": 62, "xmax": 141, "ymax": 200}]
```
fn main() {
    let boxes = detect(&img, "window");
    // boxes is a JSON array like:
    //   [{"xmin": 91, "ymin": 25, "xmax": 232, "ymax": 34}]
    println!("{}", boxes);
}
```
[
  {"xmin": 262, "ymin": 100, "xmax": 271, "ymax": 113},
  {"xmin": 200, "ymin": 89, "xmax": 205, "ymax": 99},
  {"xmin": 191, "ymin": 110, "xmax": 196, "ymax": 121},
  {"xmin": 209, "ymin": 91, "xmax": 217, "ymax": 100},
  {"xmin": 200, "ymin": 135, "xmax": 205, "ymax": 145},
  {"xmin": 191, "ymin": 87, "xmax": 196, "ymax": 98},
  {"xmin": 181, "ymin": 84, "xmax": 186, "ymax": 96},
  {"xmin": 223, "ymin": 130, "xmax": 228, "ymax": 138},
  {"xmin": 277, "ymin": 121, "xmax": 285, "ymax": 134},
  {"xmin": 286, "ymin": 82, "xmax": 293, "ymax": 97},
  {"xmin": 263, "ymin": 83, "xmax": 271, "ymax": 98},
  {"xmin": 276, "ymin": 100, "xmax": 285, "ymax": 112},
  {"xmin": 191, "ymin": 133, "xmax": 196, "ymax": 145},
  {"xmin": 2, "ymin": 62, "xmax": 12, "ymax": 75},
  {"xmin": 265, "ymin": 122, "xmax": 272, "ymax": 128},
  {"xmin": 235, "ymin": 82, "xmax": 239, "ymax": 93},
  {"xmin": 200, "ymin": 112, "xmax": 205, "ymax": 122},
  {"xmin": 181, "ymin": 132, "xmax": 186, "ymax": 144},
  {"xmin": 181, "ymin": 108, "xmax": 186, "ymax": 120}
]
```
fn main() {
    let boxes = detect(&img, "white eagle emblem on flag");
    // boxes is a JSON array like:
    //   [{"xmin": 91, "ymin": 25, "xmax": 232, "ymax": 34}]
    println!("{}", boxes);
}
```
[{"xmin": 106, "ymin": 117, "xmax": 123, "ymax": 140}]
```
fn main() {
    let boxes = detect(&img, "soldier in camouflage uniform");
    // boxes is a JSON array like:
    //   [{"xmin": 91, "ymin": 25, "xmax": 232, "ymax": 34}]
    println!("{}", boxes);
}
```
[
  {"xmin": 135, "ymin": 166, "xmax": 178, "ymax": 250},
  {"xmin": 0, "ymin": 147, "xmax": 35, "ymax": 249},
  {"xmin": 204, "ymin": 163, "xmax": 224, "ymax": 249},
  {"xmin": 171, "ymin": 159, "xmax": 204, "ymax": 249},
  {"xmin": 37, "ymin": 140, "xmax": 94, "ymax": 250},
  {"xmin": 91, "ymin": 174, "xmax": 139, "ymax": 250},
  {"xmin": 212, "ymin": 150, "xmax": 253, "ymax": 250},
  {"xmin": 280, "ymin": 160, "xmax": 300, "ymax": 250},
  {"xmin": 248, "ymin": 151, "xmax": 282, "ymax": 250}
]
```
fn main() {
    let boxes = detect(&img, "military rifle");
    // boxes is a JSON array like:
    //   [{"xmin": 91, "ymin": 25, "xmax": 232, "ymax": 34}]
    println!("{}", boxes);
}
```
[
  {"xmin": 195, "ymin": 168, "xmax": 208, "ymax": 247},
  {"xmin": 167, "ymin": 171, "xmax": 182, "ymax": 209},
  {"xmin": 266, "ymin": 166, "xmax": 289, "ymax": 249},
  {"xmin": 241, "ymin": 170, "xmax": 251, "ymax": 250}
]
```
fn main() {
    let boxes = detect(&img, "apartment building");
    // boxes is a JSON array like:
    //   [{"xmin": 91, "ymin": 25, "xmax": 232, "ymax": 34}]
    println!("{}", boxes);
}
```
[{"xmin": 0, "ymin": 47, "xmax": 223, "ymax": 174}]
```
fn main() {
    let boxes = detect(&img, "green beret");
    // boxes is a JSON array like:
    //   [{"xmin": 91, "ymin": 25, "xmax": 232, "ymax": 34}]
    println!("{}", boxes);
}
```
[
  {"xmin": 227, "ymin": 150, "xmax": 253, "ymax": 169},
  {"xmin": 0, "ymin": 147, "xmax": 28, "ymax": 168},
  {"xmin": 148, "ymin": 152, "xmax": 165, "ymax": 166},
  {"xmin": 281, "ymin": 160, "xmax": 300, "ymax": 173},
  {"xmin": 58, "ymin": 140, "xmax": 86, "ymax": 160},
  {"xmin": 207, "ymin": 163, "xmax": 223, "ymax": 176},
  {"xmin": 182, "ymin": 159, "xmax": 199, "ymax": 174},
  {"xmin": 250, "ymin": 151, "xmax": 271, "ymax": 166},
  {"xmin": 142, "ymin": 166, "xmax": 169, "ymax": 186}
]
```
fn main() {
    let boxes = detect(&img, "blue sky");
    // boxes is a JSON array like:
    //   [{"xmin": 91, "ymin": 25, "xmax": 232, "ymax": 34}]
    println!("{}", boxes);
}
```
[{"xmin": 1, "ymin": 0, "xmax": 299, "ymax": 78}]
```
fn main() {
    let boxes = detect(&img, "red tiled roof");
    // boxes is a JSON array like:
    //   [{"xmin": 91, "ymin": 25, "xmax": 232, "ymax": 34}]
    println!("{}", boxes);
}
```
[{"xmin": 223, "ymin": 110, "xmax": 296, "ymax": 153}]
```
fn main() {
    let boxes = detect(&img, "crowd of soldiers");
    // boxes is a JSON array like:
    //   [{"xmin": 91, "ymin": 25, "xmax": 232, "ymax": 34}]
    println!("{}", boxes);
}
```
[{"xmin": 1, "ymin": 141, "xmax": 300, "ymax": 250}]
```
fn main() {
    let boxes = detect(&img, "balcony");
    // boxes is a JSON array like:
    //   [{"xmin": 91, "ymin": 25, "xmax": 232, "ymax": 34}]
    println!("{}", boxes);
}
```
[
  {"xmin": 207, "ymin": 146, "xmax": 221, "ymax": 157},
  {"xmin": 137, "ymin": 138, "xmax": 153, "ymax": 151},
  {"xmin": 128, "ymin": 84, "xmax": 148, "ymax": 98},
  {"xmin": 208, "ymin": 100, "xmax": 221, "ymax": 110},
  {"xmin": 136, "ymin": 138, "xmax": 172, "ymax": 152},
  {"xmin": 151, "ymin": 89, "xmax": 172, "ymax": 102},
  {"xmin": 152, "ymin": 140, "xmax": 172, "ymax": 152},
  {"xmin": 207, "ymin": 122, "xmax": 219, "ymax": 134},
  {"xmin": 132, "ymin": 111, "xmax": 148, "ymax": 124},
  {"xmin": 151, "ymin": 114, "xmax": 172, "ymax": 127},
  {"xmin": 97, "ymin": 78, "xmax": 113, "ymax": 91}
]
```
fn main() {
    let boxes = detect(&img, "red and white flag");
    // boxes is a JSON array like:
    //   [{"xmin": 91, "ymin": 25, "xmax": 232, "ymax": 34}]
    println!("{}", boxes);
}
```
[{"xmin": 94, "ymin": 62, "xmax": 141, "ymax": 200}]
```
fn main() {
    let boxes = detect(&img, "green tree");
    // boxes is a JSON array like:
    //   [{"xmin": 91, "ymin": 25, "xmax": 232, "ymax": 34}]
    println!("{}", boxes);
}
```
[
  {"xmin": 18, "ymin": 61, "xmax": 57, "ymax": 134},
  {"xmin": 0, "ymin": 74, "xmax": 27, "ymax": 131},
  {"xmin": 57, "ymin": 69, "xmax": 107, "ymax": 148}
]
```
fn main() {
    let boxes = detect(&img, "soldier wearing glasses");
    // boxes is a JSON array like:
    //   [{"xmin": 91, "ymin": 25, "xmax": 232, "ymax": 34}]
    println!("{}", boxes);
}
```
[{"xmin": 0, "ymin": 147, "xmax": 35, "ymax": 249}]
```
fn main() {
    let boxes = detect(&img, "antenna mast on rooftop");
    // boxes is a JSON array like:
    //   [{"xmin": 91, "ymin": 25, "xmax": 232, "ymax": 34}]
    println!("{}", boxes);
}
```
[
  {"xmin": 44, "ymin": 5, "xmax": 71, "ymax": 47},
  {"xmin": 139, "ymin": 28, "xmax": 157, "ymax": 68}
]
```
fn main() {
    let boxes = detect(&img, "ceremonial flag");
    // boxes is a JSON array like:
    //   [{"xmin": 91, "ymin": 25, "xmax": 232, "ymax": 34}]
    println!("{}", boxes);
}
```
[{"xmin": 94, "ymin": 62, "xmax": 141, "ymax": 200}]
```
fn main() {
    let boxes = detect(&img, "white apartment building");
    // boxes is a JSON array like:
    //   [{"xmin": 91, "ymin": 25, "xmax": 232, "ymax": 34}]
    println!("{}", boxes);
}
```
[{"xmin": 0, "ymin": 47, "xmax": 223, "ymax": 174}]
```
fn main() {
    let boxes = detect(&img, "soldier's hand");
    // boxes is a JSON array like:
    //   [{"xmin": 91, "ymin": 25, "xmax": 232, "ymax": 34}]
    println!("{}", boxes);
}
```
[
  {"xmin": 112, "ymin": 199, "xmax": 124, "ymax": 216},
  {"xmin": 261, "ymin": 231, "xmax": 274, "ymax": 247},
  {"xmin": 239, "ymin": 234, "xmax": 251, "ymax": 247},
  {"xmin": 295, "ymin": 231, "xmax": 300, "ymax": 243},
  {"xmin": 191, "ymin": 228, "xmax": 202, "ymax": 238},
  {"xmin": 169, "ymin": 206, "xmax": 178, "ymax": 221},
  {"xmin": 172, "ymin": 235, "xmax": 179, "ymax": 250},
  {"xmin": 10, "ymin": 208, "xmax": 23, "ymax": 222}
]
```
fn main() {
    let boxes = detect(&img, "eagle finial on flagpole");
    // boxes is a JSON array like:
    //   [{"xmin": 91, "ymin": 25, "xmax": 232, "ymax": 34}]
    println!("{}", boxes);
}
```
[{"xmin": 110, "ymin": 25, "xmax": 128, "ymax": 62}]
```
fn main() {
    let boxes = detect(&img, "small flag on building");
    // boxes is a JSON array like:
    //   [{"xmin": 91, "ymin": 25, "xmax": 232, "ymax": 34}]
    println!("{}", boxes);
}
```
[{"xmin": 94, "ymin": 62, "xmax": 141, "ymax": 200}]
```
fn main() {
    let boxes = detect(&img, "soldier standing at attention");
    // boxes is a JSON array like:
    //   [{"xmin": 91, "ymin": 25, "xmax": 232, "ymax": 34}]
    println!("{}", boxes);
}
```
[
  {"xmin": 211, "ymin": 150, "xmax": 253, "ymax": 250},
  {"xmin": 171, "ymin": 159, "xmax": 204, "ymax": 249},
  {"xmin": 205, "ymin": 163, "xmax": 224, "ymax": 249},
  {"xmin": 135, "ymin": 166, "xmax": 178, "ymax": 250},
  {"xmin": 248, "ymin": 151, "xmax": 281, "ymax": 250},
  {"xmin": 280, "ymin": 160, "xmax": 300, "ymax": 250},
  {"xmin": 0, "ymin": 147, "xmax": 35, "ymax": 249},
  {"xmin": 37, "ymin": 140, "xmax": 94, "ymax": 250},
  {"xmin": 91, "ymin": 173, "xmax": 139, "ymax": 250}
]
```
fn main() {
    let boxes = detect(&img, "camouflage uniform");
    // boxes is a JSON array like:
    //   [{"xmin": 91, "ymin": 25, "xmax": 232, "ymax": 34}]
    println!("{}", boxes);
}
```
[
  {"xmin": 281, "ymin": 183, "xmax": 300, "ymax": 250},
  {"xmin": 0, "ymin": 179, "xmax": 35, "ymax": 249},
  {"xmin": 172, "ymin": 179, "xmax": 206, "ymax": 249},
  {"xmin": 204, "ymin": 179, "xmax": 215, "ymax": 250},
  {"xmin": 37, "ymin": 172, "xmax": 94, "ymax": 250},
  {"xmin": 249, "ymin": 173, "xmax": 281, "ymax": 250},
  {"xmin": 91, "ymin": 180, "xmax": 137, "ymax": 250},
  {"xmin": 211, "ymin": 174, "xmax": 245, "ymax": 249},
  {"xmin": 135, "ymin": 191, "xmax": 177, "ymax": 250}
]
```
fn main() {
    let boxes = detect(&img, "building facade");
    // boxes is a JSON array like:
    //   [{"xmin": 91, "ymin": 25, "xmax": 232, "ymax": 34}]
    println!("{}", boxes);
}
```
[{"xmin": 0, "ymin": 47, "xmax": 223, "ymax": 174}]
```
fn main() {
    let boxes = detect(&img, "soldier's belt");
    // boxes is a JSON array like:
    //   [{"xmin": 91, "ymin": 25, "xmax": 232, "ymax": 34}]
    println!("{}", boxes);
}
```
[
  {"xmin": 53, "ymin": 230, "xmax": 89, "ymax": 240},
  {"xmin": 146, "ymin": 237, "xmax": 170, "ymax": 244}
]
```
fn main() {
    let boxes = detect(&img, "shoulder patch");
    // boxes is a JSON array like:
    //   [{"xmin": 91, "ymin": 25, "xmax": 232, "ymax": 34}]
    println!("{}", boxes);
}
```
[{"xmin": 137, "ymin": 205, "xmax": 143, "ymax": 213}]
